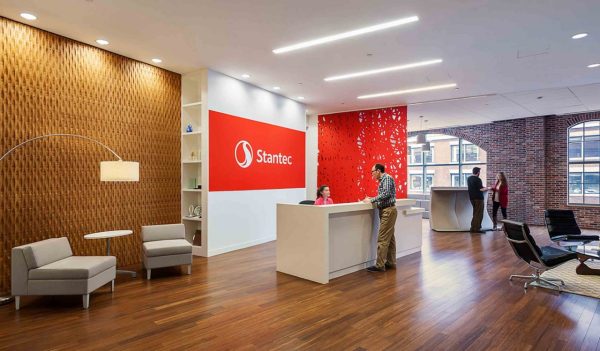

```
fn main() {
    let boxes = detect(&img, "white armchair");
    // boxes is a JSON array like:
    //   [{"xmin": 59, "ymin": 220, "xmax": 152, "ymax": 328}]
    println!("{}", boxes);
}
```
[
  {"xmin": 12, "ymin": 237, "xmax": 116, "ymax": 310},
  {"xmin": 141, "ymin": 224, "xmax": 193, "ymax": 279}
]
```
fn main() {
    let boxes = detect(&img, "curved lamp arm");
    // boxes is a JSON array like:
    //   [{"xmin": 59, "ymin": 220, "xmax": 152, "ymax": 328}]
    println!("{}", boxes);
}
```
[
  {"xmin": 0, "ymin": 133, "xmax": 122, "ymax": 162},
  {"xmin": 0, "ymin": 133, "xmax": 138, "ymax": 181}
]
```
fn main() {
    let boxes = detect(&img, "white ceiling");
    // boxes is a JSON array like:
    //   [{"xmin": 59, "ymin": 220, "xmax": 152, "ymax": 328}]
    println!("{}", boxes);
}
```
[{"xmin": 1, "ymin": 0, "xmax": 600, "ymax": 130}]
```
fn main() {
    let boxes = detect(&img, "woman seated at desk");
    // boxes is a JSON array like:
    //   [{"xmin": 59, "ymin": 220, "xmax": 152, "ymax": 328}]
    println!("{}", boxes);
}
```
[{"xmin": 315, "ymin": 185, "xmax": 334, "ymax": 205}]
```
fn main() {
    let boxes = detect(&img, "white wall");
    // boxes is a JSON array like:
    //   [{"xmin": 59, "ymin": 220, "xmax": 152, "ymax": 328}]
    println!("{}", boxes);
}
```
[
  {"xmin": 206, "ymin": 69, "xmax": 306, "ymax": 256},
  {"xmin": 306, "ymin": 114, "xmax": 318, "ymax": 200}
]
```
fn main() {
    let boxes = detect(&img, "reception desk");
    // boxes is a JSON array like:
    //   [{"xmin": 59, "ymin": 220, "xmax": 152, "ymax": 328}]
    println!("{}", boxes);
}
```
[
  {"xmin": 429, "ymin": 187, "xmax": 493, "ymax": 232},
  {"xmin": 276, "ymin": 199, "xmax": 424, "ymax": 284}
]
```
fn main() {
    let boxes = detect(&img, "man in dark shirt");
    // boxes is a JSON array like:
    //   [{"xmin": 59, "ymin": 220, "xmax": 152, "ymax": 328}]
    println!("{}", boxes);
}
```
[
  {"xmin": 362, "ymin": 163, "xmax": 397, "ymax": 272},
  {"xmin": 467, "ymin": 167, "xmax": 489, "ymax": 233}
]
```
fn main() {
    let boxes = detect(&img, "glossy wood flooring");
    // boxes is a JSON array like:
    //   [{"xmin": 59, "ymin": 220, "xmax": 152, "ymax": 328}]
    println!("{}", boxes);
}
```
[{"xmin": 1, "ymin": 221, "xmax": 600, "ymax": 351}]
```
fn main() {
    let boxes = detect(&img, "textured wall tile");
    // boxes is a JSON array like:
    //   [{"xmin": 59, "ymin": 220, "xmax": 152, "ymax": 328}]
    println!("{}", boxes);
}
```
[{"xmin": 0, "ymin": 18, "xmax": 181, "ymax": 292}]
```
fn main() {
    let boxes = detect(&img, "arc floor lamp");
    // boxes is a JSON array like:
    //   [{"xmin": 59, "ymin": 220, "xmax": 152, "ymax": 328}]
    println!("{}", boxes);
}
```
[{"xmin": 0, "ymin": 133, "xmax": 140, "ymax": 305}]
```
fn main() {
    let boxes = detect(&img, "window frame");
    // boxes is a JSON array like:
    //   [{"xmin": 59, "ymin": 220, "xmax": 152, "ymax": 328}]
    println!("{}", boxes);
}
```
[
  {"xmin": 408, "ymin": 137, "xmax": 486, "ymax": 194},
  {"xmin": 409, "ymin": 174, "xmax": 424, "ymax": 192},
  {"xmin": 450, "ymin": 145, "xmax": 459, "ymax": 163},
  {"xmin": 567, "ymin": 120, "xmax": 600, "ymax": 206}
]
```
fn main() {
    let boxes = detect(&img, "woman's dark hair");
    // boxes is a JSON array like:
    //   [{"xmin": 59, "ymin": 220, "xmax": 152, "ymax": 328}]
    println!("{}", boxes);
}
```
[
  {"xmin": 497, "ymin": 172, "xmax": 508, "ymax": 187},
  {"xmin": 317, "ymin": 185, "xmax": 329, "ymax": 198}
]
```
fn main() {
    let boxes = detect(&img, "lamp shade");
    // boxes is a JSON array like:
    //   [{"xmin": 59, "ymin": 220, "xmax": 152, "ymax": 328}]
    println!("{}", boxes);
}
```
[
  {"xmin": 415, "ymin": 133, "xmax": 427, "ymax": 145},
  {"xmin": 421, "ymin": 141, "xmax": 431, "ymax": 152},
  {"xmin": 100, "ymin": 161, "xmax": 139, "ymax": 181}
]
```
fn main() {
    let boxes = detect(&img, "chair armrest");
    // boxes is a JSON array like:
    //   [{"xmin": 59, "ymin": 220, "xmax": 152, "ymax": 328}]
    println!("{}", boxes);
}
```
[
  {"xmin": 11, "ymin": 248, "xmax": 29, "ymax": 296},
  {"xmin": 552, "ymin": 235, "xmax": 600, "ymax": 242}
]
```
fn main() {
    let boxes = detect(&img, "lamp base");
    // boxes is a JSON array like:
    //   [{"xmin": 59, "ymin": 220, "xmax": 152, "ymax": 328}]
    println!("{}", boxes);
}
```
[{"xmin": 0, "ymin": 295, "xmax": 14, "ymax": 306}]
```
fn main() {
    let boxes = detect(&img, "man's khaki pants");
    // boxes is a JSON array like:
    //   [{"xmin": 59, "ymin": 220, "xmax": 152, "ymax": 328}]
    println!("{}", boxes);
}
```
[
  {"xmin": 470, "ymin": 199, "xmax": 484, "ymax": 232},
  {"xmin": 376, "ymin": 206, "xmax": 398, "ymax": 269}
]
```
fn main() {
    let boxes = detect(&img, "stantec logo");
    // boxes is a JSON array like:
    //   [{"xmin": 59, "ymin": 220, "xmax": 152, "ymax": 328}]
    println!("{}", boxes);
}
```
[
  {"xmin": 235, "ymin": 140, "xmax": 253, "ymax": 168},
  {"xmin": 234, "ymin": 140, "xmax": 293, "ymax": 168}
]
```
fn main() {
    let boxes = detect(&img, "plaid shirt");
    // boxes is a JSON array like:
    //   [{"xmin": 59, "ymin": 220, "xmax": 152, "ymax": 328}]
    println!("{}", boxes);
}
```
[{"xmin": 371, "ymin": 173, "xmax": 396, "ymax": 208}]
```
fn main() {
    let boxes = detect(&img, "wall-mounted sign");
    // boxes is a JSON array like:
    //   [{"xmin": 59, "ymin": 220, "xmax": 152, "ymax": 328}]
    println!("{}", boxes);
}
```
[{"xmin": 209, "ymin": 110, "xmax": 305, "ymax": 191}]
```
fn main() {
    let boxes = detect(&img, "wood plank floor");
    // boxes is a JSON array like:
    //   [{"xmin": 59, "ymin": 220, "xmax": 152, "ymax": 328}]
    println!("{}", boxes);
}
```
[{"xmin": 1, "ymin": 221, "xmax": 600, "ymax": 351}]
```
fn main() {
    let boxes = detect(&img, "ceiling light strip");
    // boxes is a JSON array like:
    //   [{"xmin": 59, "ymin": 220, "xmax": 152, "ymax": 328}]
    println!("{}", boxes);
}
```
[
  {"xmin": 273, "ymin": 16, "xmax": 419, "ymax": 54},
  {"xmin": 324, "ymin": 59, "xmax": 442, "ymax": 81},
  {"xmin": 358, "ymin": 83, "xmax": 457, "ymax": 99}
]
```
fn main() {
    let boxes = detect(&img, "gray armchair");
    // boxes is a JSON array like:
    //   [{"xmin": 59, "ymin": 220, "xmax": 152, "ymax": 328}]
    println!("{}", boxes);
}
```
[
  {"xmin": 12, "ymin": 237, "xmax": 116, "ymax": 310},
  {"xmin": 141, "ymin": 224, "xmax": 193, "ymax": 279}
]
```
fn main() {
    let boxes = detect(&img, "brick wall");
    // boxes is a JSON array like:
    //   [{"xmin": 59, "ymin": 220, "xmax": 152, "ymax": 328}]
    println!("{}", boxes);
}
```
[
  {"xmin": 545, "ymin": 112, "xmax": 600, "ymax": 229},
  {"xmin": 411, "ymin": 111, "xmax": 600, "ymax": 228}
]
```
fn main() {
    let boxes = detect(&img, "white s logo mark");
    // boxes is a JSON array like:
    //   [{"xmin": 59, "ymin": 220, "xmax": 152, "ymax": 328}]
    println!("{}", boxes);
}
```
[{"xmin": 234, "ymin": 140, "xmax": 253, "ymax": 168}]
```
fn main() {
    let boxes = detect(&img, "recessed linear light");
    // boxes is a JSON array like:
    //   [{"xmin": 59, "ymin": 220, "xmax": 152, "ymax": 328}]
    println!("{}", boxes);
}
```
[
  {"xmin": 297, "ymin": 96, "xmax": 305, "ymax": 100},
  {"xmin": 572, "ymin": 33, "xmax": 588, "ymax": 39},
  {"xmin": 272, "ymin": 15, "xmax": 419, "ymax": 54},
  {"xmin": 96, "ymin": 39, "xmax": 109, "ymax": 45},
  {"xmin": 152, "ymin": 58, "xmax": 162, "ymax": 63},
  {"xmin": 241, "ymin": 74, "xmax": 251, "ymax": 79},
  {"xmin": 357, "ymin": 83, "xmax": 457, "ymax": 99},
  {"xmin": 324, "ymin": 59, "xmax": 443, "ymax": 82},
  {"xmin": 588, "ymin": 63, "xmax": 600, "ymax": 68},
  {"xmin": 20, "ymin": 13, "xmax": 37, "ymax": 20},
  {"xmin": 273, "ymin": 86, "xmax": 281, "ymax": 90}
]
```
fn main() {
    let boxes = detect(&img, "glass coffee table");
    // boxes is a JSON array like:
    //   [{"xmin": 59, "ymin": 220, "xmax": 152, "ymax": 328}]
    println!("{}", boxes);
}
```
[{"xmin": 558, "ymin": 241, "xmax": 600, "ymax": 275}]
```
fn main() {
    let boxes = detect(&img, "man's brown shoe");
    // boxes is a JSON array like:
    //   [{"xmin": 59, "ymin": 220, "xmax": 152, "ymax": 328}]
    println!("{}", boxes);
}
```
[{"xmin": 366, "ymin": 266, "xmax": 385, "ymax": 272}]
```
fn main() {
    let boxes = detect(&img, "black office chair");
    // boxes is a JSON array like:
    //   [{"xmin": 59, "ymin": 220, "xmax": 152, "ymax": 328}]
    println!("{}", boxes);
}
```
[
  {"xmin": 299, "ymin": 200, "xmax": 315, "ymax": 205},
  {"xmin": 544, "ymin": 209, "xmax": 599, "ymax": 243},
  {"xmin": 502, "ymin": 219, "xmax": 576, "ymax": 292}
]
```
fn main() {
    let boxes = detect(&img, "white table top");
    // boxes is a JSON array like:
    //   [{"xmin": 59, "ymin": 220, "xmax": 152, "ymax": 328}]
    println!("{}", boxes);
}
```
[{"xmin": 84, "ymin": 230, "xmax": 133, "ymax": 239}]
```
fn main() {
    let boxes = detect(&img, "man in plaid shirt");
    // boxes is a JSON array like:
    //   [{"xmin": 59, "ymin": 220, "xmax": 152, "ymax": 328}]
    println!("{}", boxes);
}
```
[{"xmin": 363, "ymin": 163, "xmax": 397, "ymax": 272}]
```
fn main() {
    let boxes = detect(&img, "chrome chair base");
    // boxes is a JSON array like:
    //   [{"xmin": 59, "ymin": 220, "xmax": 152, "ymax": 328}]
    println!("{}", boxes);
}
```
[
  {"xmin": 0, "ymin": 296, "xmax": 14, "ymax": 306},
  {"xmin": 510, "ymin": 271, "xmax": 565, "ymax": 292}
]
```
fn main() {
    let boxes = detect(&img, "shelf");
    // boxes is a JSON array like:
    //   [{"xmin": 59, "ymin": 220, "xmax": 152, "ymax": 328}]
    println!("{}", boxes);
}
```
[
  {"xmin": 182, "ymin": 101, "xmax": 202, "ymax": 108},
  {"xmin": 182, "ymin": 216, "xmax": 202, "ymax": 222},
  {"xmin": 182, "ymin": 131, "xmax": 202, "ymax": 136},
  {"xmin": 182, "ymin": 160, "xmax": 201, "ymax": 164},
  {"xmin": 182, "ymin": 189, "xmax": 202, "ymax": 192}
]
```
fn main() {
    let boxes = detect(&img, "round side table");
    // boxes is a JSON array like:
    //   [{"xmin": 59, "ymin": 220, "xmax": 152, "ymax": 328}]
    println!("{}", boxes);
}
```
[{"xmin": 84, "ymin": 230, "xmax": 137, "ymax": 278}]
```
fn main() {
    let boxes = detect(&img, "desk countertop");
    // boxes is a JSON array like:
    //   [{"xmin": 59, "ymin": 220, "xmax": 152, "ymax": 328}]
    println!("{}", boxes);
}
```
[{"xmin": 278, "ymin": 199, "xmax": 417, "ymax": 214}]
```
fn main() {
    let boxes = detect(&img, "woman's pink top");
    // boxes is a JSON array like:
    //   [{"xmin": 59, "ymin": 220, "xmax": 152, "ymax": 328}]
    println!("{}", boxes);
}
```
[{"xmin": 315, "ymin": 197, "xmax": 333, "ymax": 205}]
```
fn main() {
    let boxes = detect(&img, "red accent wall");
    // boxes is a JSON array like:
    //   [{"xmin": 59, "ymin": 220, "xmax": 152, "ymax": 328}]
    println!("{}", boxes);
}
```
[{"xmin": 317, "ymin": 106, "xmax": 408, "ymax": 203}]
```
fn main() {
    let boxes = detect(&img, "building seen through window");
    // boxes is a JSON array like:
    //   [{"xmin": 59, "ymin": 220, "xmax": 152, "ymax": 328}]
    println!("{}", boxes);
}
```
[
  {"xmin": 568, "ymin": 121, "xmax": 600, "ymax": 205},
  {"xmin": 408, "ymin": 134, "xmax": 487, "ymax": 194}
]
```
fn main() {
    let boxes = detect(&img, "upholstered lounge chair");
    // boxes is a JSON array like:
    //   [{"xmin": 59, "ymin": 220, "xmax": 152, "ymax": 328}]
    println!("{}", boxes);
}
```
[
  {"xmin": 544, "ymin": 209, "xmax": 599, "ymax": 243},
  {"xmin": 502, "ymin": 220, "xmax": 576, "ymax": 292},
  {"xmin": 141, "ymin": 224, "xmax": 193, "ymax": 279},
  {"xmin": 12, "ymin": 237, "xmax": 116, "ymax": 310}
]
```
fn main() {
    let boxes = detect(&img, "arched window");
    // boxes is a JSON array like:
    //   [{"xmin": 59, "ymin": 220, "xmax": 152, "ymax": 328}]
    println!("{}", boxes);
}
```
[
  {"xmin": 407, "ymin": 134, "xmax": 487, "ymax": 194},
  {"xmin": 568, "ymin": 121, "xmax": 600, "ymax": 205}
]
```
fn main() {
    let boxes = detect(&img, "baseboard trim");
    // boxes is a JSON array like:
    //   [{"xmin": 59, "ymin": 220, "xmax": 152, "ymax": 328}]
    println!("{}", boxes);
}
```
[{"xmin": 207, "ymin": 236, "xmax": 275, "ymax": 256}]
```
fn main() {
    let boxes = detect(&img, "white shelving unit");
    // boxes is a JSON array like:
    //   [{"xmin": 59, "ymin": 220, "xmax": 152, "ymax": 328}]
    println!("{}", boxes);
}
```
[
  {"xmin": 182, "ymin": 131, "xmax": 202, "ymax": 136},
  {"xmin": 181, "ymin": 70, "xmax": 208, "ymax": 256}
]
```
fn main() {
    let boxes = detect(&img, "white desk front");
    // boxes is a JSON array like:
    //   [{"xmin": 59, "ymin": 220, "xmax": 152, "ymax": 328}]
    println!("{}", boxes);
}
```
[
  {"xmin": 429, "ymin": 187, "xmax": 493, "ymax": 232},
  {"xmin": 276, "ymin": 199, "xmax": 424, "ymax": 284}
]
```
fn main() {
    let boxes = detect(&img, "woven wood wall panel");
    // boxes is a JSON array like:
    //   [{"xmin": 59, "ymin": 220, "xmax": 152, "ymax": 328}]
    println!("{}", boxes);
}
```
[{"xmin": 0, "ymin": 18, "xmax": 181, "ymax": 292}]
